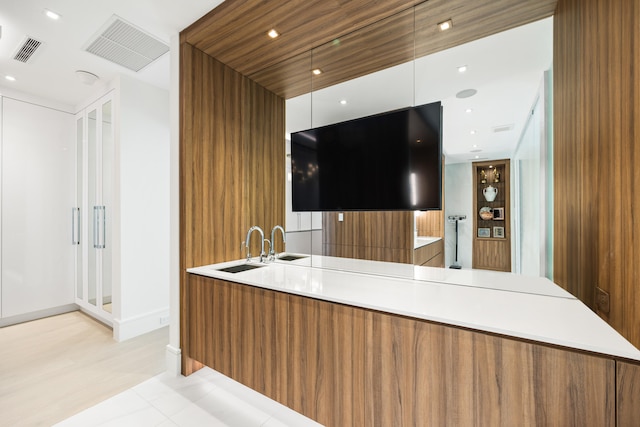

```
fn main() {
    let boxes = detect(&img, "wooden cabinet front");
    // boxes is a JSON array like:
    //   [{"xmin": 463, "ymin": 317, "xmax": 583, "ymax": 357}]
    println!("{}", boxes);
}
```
[{"xmin": 182, "ymin": 274, "xmax": 637, "ymax": 426}]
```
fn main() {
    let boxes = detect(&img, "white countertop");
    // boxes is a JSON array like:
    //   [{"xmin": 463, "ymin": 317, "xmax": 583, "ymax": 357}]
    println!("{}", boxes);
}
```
[
  {"xmin": 414, "ymin": 236, "xmax": 442, "ymax": 249},
  {"xmin": 187, "ymin": 255, "xmax": 640, "ymax": 362}
]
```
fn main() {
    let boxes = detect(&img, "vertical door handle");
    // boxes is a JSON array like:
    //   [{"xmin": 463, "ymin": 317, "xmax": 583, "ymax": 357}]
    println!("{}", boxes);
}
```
[
  {"xmin": 100, "ymin": 206, "xmax": 106, "ymax": 249},
  {"xmin": 93, "ymin": 206, "xmax": 106, "ymax": 249},
  {"xmin": 72, "ymin": 207, "xmax": 80, "ymax": 245},
  {"xmin": 93, "ymin": 206, "xmax": 99, "ymax": 249}
]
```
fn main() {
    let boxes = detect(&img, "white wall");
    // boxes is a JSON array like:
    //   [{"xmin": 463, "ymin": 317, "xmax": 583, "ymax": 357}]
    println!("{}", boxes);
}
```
[
  {"xmin": 444, "ymin": 163, "xmax": 473, "ymax": 269},
  {"xmin": 114, "ymin": 75, "xmax": 170, "ymax": 341}
]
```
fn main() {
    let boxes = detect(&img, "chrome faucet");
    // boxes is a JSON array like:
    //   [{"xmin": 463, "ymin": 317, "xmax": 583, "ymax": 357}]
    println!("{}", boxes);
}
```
[
  {"xmin": 245, "ymin": 226, "xmax": 267, "ymax": 263},
  {"xmin": 269, "ymin": 225, "xmax": 286, "ymax": 260}
]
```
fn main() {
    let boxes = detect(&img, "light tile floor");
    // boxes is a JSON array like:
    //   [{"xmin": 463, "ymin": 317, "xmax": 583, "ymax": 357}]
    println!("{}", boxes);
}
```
[{"xmin": 54, "ymin": 367, "xmax": 323, "ymax": 427}]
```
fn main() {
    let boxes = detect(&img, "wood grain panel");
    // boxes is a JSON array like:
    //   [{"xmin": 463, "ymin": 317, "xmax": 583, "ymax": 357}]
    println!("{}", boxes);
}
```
[
  {"xmin": 554, "ymin": 0, "xmax": 640, "ymax": 349},
  {"xmin": 184, "ymin": 275, "xmax": 288, "ymax": 403},
  {"xmin": 365, "ymin": 311, "xmax": 615, "ymax": 426},
  {"xmin": 182, "ymin": 0, "xmax": 420, "ymax": 77},
  {"xmin": 322, "ymin": 211, "xmax": 413, "ymax": 263},
  {"xmin": 287, "ymin": 294, "xmax": 366, "ymax": 426},
  {"xmin": 416, "ymin": 210, "xmax": 444, "ymax": 238},
  {"xmin": 182, "ymin": 0, "xmax": 556, "ymax": 99},
  {"xmin": 179, "ymin": 43, "xmax": 285, "ymax": 374},
  {"xmin": 617, "ymin": 361, "xmax": 640, "ymax": 426}
]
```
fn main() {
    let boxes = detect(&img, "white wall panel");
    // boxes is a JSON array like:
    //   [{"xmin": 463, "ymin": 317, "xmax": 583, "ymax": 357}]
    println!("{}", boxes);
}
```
[{"xmin": 1, "ymin": 97, "xmax": 75, "ymax": 317}]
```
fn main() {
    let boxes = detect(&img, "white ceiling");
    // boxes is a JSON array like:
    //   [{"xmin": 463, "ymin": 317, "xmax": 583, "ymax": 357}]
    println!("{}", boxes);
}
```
[
  {"xmin": 0, "ymin": 1, "xmax": 552, "ymax": 163},
  {"xmin": 0, "ymin": 0, "xmax": 224, "ymax": 108}
]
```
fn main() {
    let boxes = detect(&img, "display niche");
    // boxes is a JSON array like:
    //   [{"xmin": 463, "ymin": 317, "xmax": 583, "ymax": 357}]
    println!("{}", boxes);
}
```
[{"xmin": 472, "ymin": 160, "xmax": 511, "ymax": 272}]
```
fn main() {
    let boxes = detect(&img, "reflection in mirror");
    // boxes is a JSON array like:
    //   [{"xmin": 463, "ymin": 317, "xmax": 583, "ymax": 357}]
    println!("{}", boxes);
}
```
[
  {"xmin": 285, "ymin": 9, "xmax": 553, "ymax": 278},
  {"xmin": 87, "ymin": 108, "xmax": 98, "ymax": 306},
  {"xmin": 102, "ymin": 100, "xmax": 113, "ymax": 313}
]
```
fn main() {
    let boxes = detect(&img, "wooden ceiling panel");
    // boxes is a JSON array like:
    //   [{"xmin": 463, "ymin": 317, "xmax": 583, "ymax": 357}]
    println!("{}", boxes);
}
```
[
  {"xmin": 182, "ymin": 0, "xmax": 557, "ymax": 99},
  {"xmin": 414, "ymin": 0, "xmax": 557, "ymax": 59},
  {"xmin": 182, "ymin": 0, "xmax": 419, "ymax": 76}
]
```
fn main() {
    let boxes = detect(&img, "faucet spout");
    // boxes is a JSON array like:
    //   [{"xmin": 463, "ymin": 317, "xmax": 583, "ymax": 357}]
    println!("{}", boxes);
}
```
[
  {"xmin": 245, "ymin": 226, "xmax": 266, "ymax": 262},
  {"xmin": 269, "ymin": 225, "xmax": 286, "ymax": 259}
]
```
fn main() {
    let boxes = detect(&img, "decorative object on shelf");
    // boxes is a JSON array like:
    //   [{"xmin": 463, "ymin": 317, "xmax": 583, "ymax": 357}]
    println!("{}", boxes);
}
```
[
  {"xmin": 479, "ymin": 206, "xmax": 494, "ymax": 220},
  {"xmin": 480, "ymin": 169, "xmax": 487, "ymax": 184},
  {"xmin": 494, "ymin": 168, "xmax": 501, "ymax": 183},
  {"xmin": 493, "ymin": 207, "xmax": 505, "ymax": 220},
  {"xmin": 493, "ymin": 226, "xmax": 505, "ymax": 238},
  {"xmin": 478, "ymin": 227, "xmax": 490, "ymax": 238},
  {"xmin": 483, "ymin": 185, "xmax": 498, "ymax": 202}
]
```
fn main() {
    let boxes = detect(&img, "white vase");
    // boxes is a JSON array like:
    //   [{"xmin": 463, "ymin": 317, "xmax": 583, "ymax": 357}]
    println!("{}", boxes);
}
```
[{"xmin": 483, "ymin": 185, "xmax": 498, "ymax": 202}]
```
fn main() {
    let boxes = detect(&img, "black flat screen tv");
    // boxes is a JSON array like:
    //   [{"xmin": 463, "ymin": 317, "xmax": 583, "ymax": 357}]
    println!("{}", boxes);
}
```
[{"xmin": 291, "ymin": 101, "xmax": 442, "ymax": 211}]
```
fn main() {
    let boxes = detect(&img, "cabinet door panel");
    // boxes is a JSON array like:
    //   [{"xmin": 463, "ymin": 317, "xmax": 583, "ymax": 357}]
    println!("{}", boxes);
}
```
[{"xmin": 1, "ymin": 98, "xmax": 75, "ymax": 317}]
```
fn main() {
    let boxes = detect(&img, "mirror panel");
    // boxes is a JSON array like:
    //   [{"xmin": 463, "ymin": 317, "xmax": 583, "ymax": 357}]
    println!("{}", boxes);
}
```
[
  {"xmin": 101, "ymin": 100, "xmax": 113, "ymax": 313},
  {"xmin": 87, "ymin": 108, "xmax": 97, "ymax": 307},
  {"xmin": 283, "ymin": 3, "xmax": 553, "ymax": 284}
]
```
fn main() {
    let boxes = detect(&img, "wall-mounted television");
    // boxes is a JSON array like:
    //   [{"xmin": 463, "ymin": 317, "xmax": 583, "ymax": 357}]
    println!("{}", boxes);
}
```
[{"xmin": 291, "ymin": 101, "xmax": 442, "ymax": 211}]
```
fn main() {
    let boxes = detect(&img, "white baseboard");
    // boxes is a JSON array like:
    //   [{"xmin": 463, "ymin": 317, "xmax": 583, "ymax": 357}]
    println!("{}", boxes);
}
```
[
  {"xmin": 165, "ymin": 344, "xmax": 182, "ymax": 375},
  {"xmin": 0, "ymin": 304, "xmax": 78, "ymax": 327},
  {"xmin": 113, "ymin": 307, "xmax": 170, "ymax": 342}
]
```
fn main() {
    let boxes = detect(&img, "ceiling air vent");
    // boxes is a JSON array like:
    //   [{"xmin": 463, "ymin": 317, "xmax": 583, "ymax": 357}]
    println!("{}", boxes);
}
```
[
  {"xmin": 493, "ymin": 124, "xmax": 514, "ymax": 133},
  {"xmin": 13, "ymin": 37, "xmax": 43, "ymax": 63},
  {"xmin": 85, "ymin": 15, "xmax": 169, "ymax": 72}
]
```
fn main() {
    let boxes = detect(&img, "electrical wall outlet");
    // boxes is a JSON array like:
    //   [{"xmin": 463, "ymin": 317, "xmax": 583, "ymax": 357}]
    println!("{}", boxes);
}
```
[{"xmin": 595, "ymin": 287, "xmax": 610, "ymax": 314}]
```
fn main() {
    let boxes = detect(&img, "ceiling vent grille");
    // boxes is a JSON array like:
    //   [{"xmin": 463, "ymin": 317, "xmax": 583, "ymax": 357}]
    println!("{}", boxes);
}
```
[
  {"xmin": 85, "ymin": 15, "xmax": 169, "ymax": 72},
  {"xmin": 13, "ymin": 37, "xmax": 43, "ymax": 63},
  {"xmin": 493, "ymin": 124, "xmax": 514, "ymax": 133}
]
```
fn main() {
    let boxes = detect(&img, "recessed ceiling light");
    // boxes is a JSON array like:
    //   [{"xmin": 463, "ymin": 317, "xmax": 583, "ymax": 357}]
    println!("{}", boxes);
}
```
[
  {"xmin": 472, "ymin": 144, "xmax": 478, "ymax": 148},
  {"xmin": 340, "ymin": 99, "xmax": 347, "ymax": 105},
  {"xmin": 475, "ymin": 155, "xmax": 480, "ymax": 159},
  {"xmin": 466, "ymin": 108, "xmax": 473, "ymax": 113},
  {"xmin": 44, "ymin": 9, "xmax": 61, "ymax": 20},
  {"xmin": 458, "ymin": 65, "xmax": 467, "ymax": 73},
  {"xmin": 438, "ymin": 19, "xmax": 453, "ymax": 31},
  {"xmin": 5, "ymin": 75, "xmax": 16, "ymax": 82},
  {"xmin": 267, "ymin": 29, "xmax": 279, "ymax": 39},
  {"xmin": 312, "ymin": 68, "xmax": 322, "ymax": 75},
  {"xmin": 470, "ymin": 130, "xmax": 476, "ymax": 135}
]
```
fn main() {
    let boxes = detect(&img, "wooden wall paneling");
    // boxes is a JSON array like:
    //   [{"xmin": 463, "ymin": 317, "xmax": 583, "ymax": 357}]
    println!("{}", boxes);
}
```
[
  {"xmin": 322, "ymin": 211, "xmax": 413, "ymax": 263},
  {"xmin": 179, "ymin": 42, "xmax": 286, "ymax": 374},
  {"xmin": 416, "ymin": 210, "xmax": 444, "ymax": 238},
  {"xmin": 245, "ymin": 77, "xmax": 286, "ymax": 256},
  {"xmin": 626, "ymin": 0, "xmax": 640, "ymax": 348},
  {"xmin": 287, "ymin": 294, "xmax": 366, "ymax": 426},
  {"xmin": 554, "ymin": 0, "xmax": 640, "ymax": 349},
  {"xmin": 248, "ymin": 51, "xmax": 312, "ymax": 100},
  {"xmin": 617, "ymin": 361, "xmax": 640, "ymax": 425}
]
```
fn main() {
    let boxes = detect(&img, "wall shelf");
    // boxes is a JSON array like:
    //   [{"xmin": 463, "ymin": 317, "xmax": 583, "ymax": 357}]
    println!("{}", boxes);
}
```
[{"xmin": 472, "ymin": 160, "xmax": 511, "ymax": 271}]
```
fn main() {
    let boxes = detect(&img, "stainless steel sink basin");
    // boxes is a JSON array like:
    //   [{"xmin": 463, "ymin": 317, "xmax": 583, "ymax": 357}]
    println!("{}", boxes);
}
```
[
  {"xmin": 217, "ymin": 264, "xmax": 265, "ymax": 273},
  {"xmin": 277, "ymin": 254, "xmax": 308, "ymax": 261}
]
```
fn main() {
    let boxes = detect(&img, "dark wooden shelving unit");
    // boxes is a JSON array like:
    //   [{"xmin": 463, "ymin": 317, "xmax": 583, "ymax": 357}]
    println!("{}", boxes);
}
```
[{"xmin": 472, "ymin": 160, "xmax": 511, "ymax": 272}]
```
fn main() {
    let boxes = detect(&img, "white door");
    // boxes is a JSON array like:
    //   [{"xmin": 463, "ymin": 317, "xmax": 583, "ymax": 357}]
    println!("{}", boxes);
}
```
[
  {"xmin": 75, "ymin": 93, "xmax": 113, "ymax": 322},
  {"xmin": 1, "ymin": 97, "xmax": 75, "ymax": 318}
]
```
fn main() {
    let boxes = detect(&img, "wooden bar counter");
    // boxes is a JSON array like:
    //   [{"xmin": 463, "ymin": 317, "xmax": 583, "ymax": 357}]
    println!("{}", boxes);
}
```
[{"xmin": 183, "ymin": 256, "xmax": 640, "ymax": 426}]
